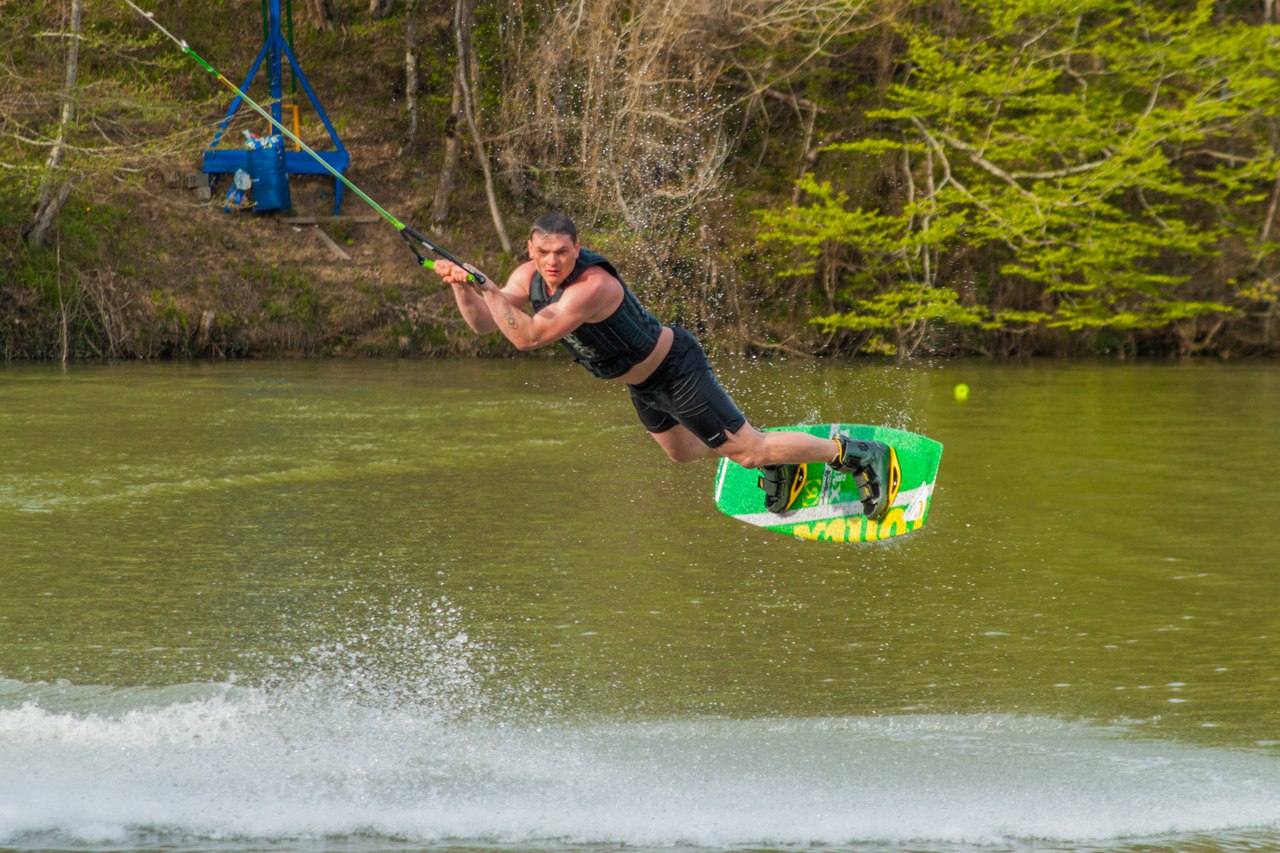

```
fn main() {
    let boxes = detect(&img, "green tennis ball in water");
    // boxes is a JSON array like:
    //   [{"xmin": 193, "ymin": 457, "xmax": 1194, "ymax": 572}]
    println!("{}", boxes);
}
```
[{"xmin": 954, "ymin": 383, "xmax": 970, "ymax": 401}]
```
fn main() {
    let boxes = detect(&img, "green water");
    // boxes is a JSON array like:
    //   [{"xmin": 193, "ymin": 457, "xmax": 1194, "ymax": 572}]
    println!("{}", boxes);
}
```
[{"xmin": 1, "ymin": 357, "xmax": 1278, "ymax": 851}]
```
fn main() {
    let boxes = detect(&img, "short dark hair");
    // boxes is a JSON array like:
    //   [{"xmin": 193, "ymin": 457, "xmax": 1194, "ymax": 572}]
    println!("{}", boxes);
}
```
[{"xmin": 530, "ymin": 212, "xmax": 577, "ymax": 243}]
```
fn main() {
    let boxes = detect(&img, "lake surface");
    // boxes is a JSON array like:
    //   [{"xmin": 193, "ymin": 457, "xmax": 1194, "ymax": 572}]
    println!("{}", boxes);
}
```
[{"xmin": 1, "ymin": 356, "xmax": 1278, "ymax": 853}]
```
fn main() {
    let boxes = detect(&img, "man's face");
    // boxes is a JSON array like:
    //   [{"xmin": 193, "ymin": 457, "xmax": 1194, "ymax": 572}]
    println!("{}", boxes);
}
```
[{"xmin": 528, "ymin": 232, "xmax": 579, "ymax": 290}]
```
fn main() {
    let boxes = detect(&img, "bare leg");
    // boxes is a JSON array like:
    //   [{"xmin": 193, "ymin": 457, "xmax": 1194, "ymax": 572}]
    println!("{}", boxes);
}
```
[
  {"xmin": 648, "ymin": 424, "xmax": 722, "ymax": 463},
  {"xmin": 714, "ymin": 421, "xmax": 836, "ymax": 470},
  {"xmin": 648, "ymin": 421, "xmax": 835, "ymax": 469}
]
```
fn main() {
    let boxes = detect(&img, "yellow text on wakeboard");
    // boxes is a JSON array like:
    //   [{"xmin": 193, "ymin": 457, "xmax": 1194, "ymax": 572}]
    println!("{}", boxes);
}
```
[{"xmin": 790, "ymin": 506, "xmax": 919, "ymax": 543}]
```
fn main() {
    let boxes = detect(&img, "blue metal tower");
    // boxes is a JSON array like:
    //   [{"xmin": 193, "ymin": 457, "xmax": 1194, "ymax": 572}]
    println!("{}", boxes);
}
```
[{"xmin": 202, "ymin": 0, "xmax": 350, "ymax": 214}]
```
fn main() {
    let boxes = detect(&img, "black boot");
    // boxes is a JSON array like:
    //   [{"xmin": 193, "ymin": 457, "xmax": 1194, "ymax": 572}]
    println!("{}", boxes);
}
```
[
  {"xmin": 758, "ymin": 463, "xmax": 808, "ymax": 514},
  {"xmin": 831, "ymin": 437, "xmax": 900, "ymax": 522}
]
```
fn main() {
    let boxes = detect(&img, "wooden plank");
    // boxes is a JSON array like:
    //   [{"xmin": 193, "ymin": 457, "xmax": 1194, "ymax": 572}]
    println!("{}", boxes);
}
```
[
  {"xmin": 309, "ymin": 225, "xmax": 351, "ymax": 261},
  {"xmin": 281, "ymin": 216, "xmax": 379, "ymax": 225}
]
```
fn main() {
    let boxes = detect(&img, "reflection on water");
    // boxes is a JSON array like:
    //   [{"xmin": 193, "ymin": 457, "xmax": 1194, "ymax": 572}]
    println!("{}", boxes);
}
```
[{"xmin": 1, "ymin": 358, "xmax": 1278, "ymax": 853}]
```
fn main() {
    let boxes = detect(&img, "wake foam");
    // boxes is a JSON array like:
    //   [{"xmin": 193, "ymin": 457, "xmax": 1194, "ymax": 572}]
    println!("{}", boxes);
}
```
[
  {"xmin": 4, "ymin": 682, "xmax": 1280, "ymax": 850},
  {"xmin": 3, "ymin": 597, "xmax": 1278, "ymax": 851}
]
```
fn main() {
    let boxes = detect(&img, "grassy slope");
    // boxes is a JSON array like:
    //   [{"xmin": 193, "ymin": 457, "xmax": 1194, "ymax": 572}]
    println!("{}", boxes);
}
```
[{"xmin": 43, "ymin": 2, "xmax": 526, "ymax": 359}]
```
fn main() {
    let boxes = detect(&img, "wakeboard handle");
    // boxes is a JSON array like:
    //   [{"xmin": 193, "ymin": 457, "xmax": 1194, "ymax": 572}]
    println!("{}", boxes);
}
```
[{"xmin": 400, "ymin": 226, "xmax": 487, "ymax": 286}]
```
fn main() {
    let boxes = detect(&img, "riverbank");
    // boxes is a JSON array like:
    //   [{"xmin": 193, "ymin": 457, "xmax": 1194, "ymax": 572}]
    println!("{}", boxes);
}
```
[{"xmin": 6, "ymin": 2, "xmax": 1280, "ymax": 362}]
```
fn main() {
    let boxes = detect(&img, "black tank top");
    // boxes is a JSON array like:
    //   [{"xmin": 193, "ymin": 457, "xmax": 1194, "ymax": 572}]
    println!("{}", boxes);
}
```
[{"xmin": 528, "ymin": 249, "xmax": 664, "ymax": 379}]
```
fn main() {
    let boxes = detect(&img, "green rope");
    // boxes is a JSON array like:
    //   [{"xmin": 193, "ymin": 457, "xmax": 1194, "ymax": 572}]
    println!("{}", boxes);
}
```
[{"xmin": 120, "ymin": 0, "xmax": 485, "ymax": 284}]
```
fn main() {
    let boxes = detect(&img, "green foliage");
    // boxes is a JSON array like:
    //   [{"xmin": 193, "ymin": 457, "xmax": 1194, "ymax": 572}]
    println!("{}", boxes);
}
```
[
  {"xmin": 812, "ymin": 280, "xmax": 990, "ymax": 358},
  {"xmin": 758, "ymin": 0, "xmax": 1269, "ymax": 356},
  {"xmin": 0, "ymin": 195, "xmax": 140, "ymax": 358},
  {"xmin": 5, "ymin": 0, "xmax": 1277, "ymax": 360}
]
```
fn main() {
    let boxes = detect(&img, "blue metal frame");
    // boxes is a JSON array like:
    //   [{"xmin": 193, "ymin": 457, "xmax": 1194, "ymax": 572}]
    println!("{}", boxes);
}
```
[{"xmin": 202, "ymin": 0, "xmax": 349, "ymax": 214}]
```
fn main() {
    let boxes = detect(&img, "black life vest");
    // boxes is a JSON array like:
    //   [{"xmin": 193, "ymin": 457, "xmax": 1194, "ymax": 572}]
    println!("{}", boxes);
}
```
[{"xmin": 528, "ymin": 249, "xmax": 664, "ymax": 379}]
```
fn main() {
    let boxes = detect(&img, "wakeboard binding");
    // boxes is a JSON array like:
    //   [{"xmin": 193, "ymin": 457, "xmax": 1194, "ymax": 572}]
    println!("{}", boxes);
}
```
[
  {"xmin": 759, "ymin": 463, "xmax": 808, "ymax": 514},
  {"xmin": 831, "ymin": 436, "xmax": 901, "ymax": 522}
]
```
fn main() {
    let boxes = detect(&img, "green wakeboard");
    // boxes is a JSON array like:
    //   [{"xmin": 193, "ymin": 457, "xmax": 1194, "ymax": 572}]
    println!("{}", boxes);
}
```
[{"xmin": 713, "ymin": 424, "xmax": 943, "ymax": 543}]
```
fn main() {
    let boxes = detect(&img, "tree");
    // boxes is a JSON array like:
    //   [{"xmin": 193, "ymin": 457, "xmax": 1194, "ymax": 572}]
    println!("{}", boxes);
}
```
[
  {"xmin": 429, "ymin": 81, "xmax": 463, "ymax": 230},
  {"xmin": 301, "ymin": 0, "xmax": 339, "ymax": 31},
  {"xmin": 24, "ymin": 0, "xmax": 83, "ymax": 250},
  {"xmin": 758, "ymin": 0, "xmax": 1276, "ymax": 356},
  {"xmin": 490, "ymin": 0, "xmax": 880, "ymax": 334},
  {"xmin": 454, "ymin": 0, "xmax": 511, "ymax": 251},
  {"xmin": 2, "ymin": 2, "xmax": 219, "ymax": 359},
  {"xmin": 398, "ymin": 0, "xmax": 420, "ymax": 159}
]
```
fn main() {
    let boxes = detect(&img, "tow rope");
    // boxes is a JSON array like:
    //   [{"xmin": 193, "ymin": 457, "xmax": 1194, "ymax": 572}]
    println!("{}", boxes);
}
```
[{"xmin": 122, "ymin": 0, "xmax": 486, "ymax": 286}]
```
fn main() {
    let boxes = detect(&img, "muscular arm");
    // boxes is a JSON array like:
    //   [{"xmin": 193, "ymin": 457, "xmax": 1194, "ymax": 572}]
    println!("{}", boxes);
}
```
[
  {"xmin": 441, "ymin": 263, "xmax": 530, "ymax": 335},
  {"xmin": 436, "ymin": 260, "xmax": 623, "ymax": 351}
]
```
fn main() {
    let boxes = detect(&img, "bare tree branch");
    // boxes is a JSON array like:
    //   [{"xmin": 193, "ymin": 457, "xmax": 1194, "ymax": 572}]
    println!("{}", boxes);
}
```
[{"xmin": 26, "ymin": 0, "xmax": 83, "ymax": 250}]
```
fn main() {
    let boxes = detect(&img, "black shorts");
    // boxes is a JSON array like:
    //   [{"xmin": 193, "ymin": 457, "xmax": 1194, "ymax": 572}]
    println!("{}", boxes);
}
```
[{"xmin": 627, "ymin": 326, "xmax": 746, "ymax": 448}]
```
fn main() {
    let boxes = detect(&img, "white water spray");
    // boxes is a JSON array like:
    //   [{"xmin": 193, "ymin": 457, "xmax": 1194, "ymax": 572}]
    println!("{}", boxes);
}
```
[{"xmin": 4, "ymin": 606, "xmax": 1280, "ymax": 853}]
